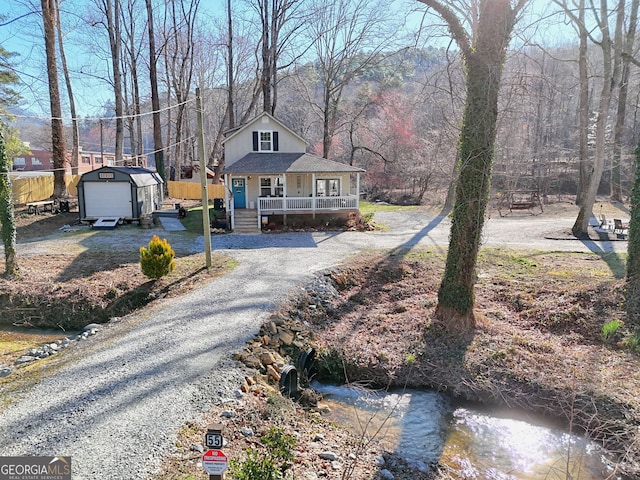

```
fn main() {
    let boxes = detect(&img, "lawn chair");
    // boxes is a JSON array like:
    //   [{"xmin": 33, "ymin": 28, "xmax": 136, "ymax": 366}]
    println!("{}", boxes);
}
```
[{"xmin": 599, "ymin": 214, "xmax": 608, "ymax": 229}]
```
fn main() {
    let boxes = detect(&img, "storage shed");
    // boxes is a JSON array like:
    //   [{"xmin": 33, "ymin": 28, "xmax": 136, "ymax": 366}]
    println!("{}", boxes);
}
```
[{"xmin": 77, "ymin": 166, "xmax": 164, "ymax": 222}]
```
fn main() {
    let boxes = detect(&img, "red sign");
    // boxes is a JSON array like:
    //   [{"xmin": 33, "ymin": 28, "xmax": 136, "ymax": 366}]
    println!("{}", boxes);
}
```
[{"xmin": 202, "ymin": 449, "xmax": 228, "ymax": 475}]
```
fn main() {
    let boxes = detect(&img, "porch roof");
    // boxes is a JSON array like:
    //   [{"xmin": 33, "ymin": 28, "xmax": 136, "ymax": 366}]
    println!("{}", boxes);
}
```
[{"xmin": 222, "ymin": 152, "xmax": 365, "ymax": 175}]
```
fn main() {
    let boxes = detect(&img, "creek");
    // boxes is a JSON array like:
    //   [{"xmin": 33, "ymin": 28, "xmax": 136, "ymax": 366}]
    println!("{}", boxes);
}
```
[{"xmin": 312, "ymin": 382, "xmax": 619, "ymax": 479}]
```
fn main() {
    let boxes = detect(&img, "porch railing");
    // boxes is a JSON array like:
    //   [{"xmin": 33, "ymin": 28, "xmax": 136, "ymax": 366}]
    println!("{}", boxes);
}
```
[{"xmin": 258, "ymin": 195, "xmax": 358, "ymax": 211}]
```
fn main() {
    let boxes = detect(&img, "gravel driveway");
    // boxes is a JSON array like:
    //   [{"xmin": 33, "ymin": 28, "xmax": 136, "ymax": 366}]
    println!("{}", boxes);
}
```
[{"xmin": 0, "ymin": 210, "xmax": 628, "ymax": 479}]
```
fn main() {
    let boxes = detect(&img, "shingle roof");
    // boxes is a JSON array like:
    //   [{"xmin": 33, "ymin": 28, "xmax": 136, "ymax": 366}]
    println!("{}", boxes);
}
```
[{"xmin": 222, "ymin": 153, "xmax": 365, "ymax": 174}]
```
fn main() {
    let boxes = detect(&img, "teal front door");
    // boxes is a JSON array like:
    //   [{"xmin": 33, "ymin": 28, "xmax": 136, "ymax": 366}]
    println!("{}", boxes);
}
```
[{"xmin": 232, "ymin": 178, "xmax": 246, "ymax": 209}]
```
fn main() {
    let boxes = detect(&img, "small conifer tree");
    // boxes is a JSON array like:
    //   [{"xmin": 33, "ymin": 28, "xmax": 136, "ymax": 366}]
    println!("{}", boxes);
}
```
[{"xmin": 139, "ymin": 235, "xmax": 175, "ymax": 280}]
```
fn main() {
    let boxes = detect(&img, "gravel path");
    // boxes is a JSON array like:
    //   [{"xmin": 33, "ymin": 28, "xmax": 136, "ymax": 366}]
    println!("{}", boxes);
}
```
[{"xmin": 0, "ymin": 210, "xmax": 628, "ymax": 479}]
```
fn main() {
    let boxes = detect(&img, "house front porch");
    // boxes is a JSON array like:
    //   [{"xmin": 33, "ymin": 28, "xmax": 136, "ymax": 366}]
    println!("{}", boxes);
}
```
[{"xmin": 230, "ymin": 194, "xmax": 360, "ymax": 231}]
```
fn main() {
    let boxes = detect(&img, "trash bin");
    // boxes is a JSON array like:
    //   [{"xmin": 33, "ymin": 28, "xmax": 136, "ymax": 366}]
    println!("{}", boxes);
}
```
[
  {"xmin": 59, "ymin": 200, "xmax": 70, "ymax": 213},
  {"xmin": 214, "ymin": 198, "xmax": 224, "ymax": 210}
]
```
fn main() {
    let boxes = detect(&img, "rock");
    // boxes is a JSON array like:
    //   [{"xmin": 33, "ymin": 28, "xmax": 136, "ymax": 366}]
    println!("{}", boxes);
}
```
[
  {"xmin": 375, "ymin": 455, "xmax": 386, "ymax": 466},
  {"xmin": 48, "ymin": 343, "xmax": 59, "ymax": 351},
  {"xmin": 15, "ymin": 356, "xmax": 37, "ymax": 365},
  {"xmin": 240, "ymin": 427, "xmax": 254, "ymax": 437},
  {"xmin": 260, "ymin": 351, "xmax": 278, "ymax": 365},
  {"xmin": 190, "ymin": 443, "xmax": 204, "ymax": 453},
  {"xmin": 278, "ymin": 329, "xmax": 295, "ymax": 345},
  {"xmin": 83, "ymin": 323, "xmax": 102, "ymax": 332},
  {"xmin": 313, "ymin": 433, "xmax": 325, "ymax": 442},
  {"xmin": 221, "ymin": 411, "xmax": 236, "ymax": 418},
  {"xmin": 268, "ymin": 321, "xmax": 278, "ymax": 335},
  {"xmin": 266, "ymin": 364, "xmax": 281, "ymax": 381},
  {"xmin": 319, "ymin": 451, "xmax": 339, "ymax": 461},
  {"xmin": 379, "ymin": 469, "xmax": 394, "ymax": 479},
  {"xmin": 0, "ymin": 367, "xmax": 12, "ymax": 377}
]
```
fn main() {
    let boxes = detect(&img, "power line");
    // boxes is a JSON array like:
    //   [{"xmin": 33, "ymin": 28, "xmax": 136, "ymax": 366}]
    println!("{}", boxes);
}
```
[{"xmin": 0, "ymin": 97, "xmax": 197, "ymax": 123}]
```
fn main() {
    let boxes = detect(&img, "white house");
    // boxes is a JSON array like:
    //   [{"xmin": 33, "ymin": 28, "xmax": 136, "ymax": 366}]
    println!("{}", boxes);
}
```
[{"xmin": 222, "ymin": 112, "xmax": 364, "ymax": 232}]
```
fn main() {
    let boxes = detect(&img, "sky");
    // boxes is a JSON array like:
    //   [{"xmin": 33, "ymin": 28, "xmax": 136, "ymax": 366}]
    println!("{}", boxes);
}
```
[{"xmin": 0, "ymin": 0, "xmax": 575, "ymax": 122}]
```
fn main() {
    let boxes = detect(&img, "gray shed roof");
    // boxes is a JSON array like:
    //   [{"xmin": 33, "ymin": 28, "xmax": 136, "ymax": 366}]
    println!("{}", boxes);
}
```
[
  {"xmin": 222, "ymin": 153, "xmax": 364, "ymax": 174},
  {"xmin": 80, "ymin": 166, "xmax": 163, "ymax": 187}
]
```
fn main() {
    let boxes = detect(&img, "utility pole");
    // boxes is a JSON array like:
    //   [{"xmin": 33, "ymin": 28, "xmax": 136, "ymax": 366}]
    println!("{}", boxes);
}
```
[{"xmin": 196, "ymin": 87, "xmax": 212, "ymax": 267}]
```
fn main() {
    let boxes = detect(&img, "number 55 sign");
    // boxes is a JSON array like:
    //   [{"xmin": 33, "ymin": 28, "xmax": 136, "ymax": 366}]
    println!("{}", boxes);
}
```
[{"xmin": 205, "ymin": 424, "xmax": 224, "ymax": 449}]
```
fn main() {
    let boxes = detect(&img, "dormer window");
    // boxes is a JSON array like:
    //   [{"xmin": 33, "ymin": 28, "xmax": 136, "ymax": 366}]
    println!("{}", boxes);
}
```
[{"xmin": 252, "ymin": 130, "xmax": 279, "ymax": 152}]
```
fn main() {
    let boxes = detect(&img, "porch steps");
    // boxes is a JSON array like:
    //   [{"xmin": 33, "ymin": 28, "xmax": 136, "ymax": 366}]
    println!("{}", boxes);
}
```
[{"xmin": 233, "ymin": 209, "xmax": 261, "ymax": 233}]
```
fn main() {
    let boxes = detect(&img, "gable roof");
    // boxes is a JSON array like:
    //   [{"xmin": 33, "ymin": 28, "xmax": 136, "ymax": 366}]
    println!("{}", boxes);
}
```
[
  {"xmin": 222, "ymin": 152, "xmax": 364, "ymax": 174},
  {"xmin": 221, "ymin": 112, "xmax": 309, "ymax": 147}
]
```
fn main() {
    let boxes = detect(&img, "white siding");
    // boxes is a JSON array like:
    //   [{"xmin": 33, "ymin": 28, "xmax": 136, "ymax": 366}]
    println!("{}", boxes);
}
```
[{"xmin": 225, "ymin": 114, "xmax": 307, "ymax": 167}]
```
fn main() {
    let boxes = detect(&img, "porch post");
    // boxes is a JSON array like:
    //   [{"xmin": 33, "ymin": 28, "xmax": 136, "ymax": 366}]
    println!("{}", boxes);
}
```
[
  {"xmin": 356, "ymin": 173, "xmax": 360, "ymax": 209},
  {"xmin": 226, "ymin": 175, "xmax": 235, "ymax": 231},
  {"xmin": 312, "ymin": 173, "xmax": 316, "ymax": 219},
  {"xmin": 282, "ymin": 175, "xmax": 287, "ymax": 211}
]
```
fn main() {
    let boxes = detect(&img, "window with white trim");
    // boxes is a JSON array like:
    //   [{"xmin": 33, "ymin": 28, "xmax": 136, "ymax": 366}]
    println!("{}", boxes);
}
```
[
  {"xmin": 259, "ymin": 131, "xmax": 272, "ymax": 151},
  {"xmin": 316, "ymin": 179, "xmax": 340, "ymax": 197},
  {"xmin": 260, "ymin": 176, "xmax": 284, "ymax": 197}
]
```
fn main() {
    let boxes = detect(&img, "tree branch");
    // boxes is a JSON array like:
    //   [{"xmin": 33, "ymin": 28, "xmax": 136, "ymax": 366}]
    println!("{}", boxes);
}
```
[{"xmin": 415, "ymin": 0, "xmax": 472, "ymax": 56}]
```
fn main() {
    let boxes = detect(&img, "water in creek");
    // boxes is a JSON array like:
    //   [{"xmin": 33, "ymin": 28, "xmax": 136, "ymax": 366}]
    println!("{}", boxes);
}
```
[{"xmin": 312, "ymin": 382, "xmax": 619, "ymax": 479}]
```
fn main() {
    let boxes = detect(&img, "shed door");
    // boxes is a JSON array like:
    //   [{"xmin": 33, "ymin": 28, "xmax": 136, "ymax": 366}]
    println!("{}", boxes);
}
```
[{"xmin": 84, "ymin": 182, "xmax": 132, "ymax": 218}]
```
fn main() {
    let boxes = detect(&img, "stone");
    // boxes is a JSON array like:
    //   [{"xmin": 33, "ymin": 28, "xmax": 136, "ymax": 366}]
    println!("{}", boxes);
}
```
[
  {"xmin": 261, "ymin": 352, "xmax": 278, "ymax": 365},
  {"xmin": 379, "ymin": 469, "xmax": 394, "ymax": 480},
  {"xmin": 267, "ymin": 364, "xmax": 281, "ymax": 381},
  {"xmin": 319, "ymin": 451, "xmax": 339, "ymax": 461},
  {"xmin": 241, "ymin": 427, "xmax": 254, "ymax": 437},
  {"xmin": 190, "ymin": 443, "xmax": 204, "ymax": 453},
  {"xmin": 82, "ymin": 323, "xmax": 102, "ymax": 332},
  {"xmin": 278, "ymin": 329, "xmax": 295, "ymax": 345},
  {"xmin": 375, "ymin": 455, "xmax": 386, "ymax": 466},
  {"xmin": 268, "ymin": 321, "xmax": 278, "ymax": 335},
  {"xmin": 15, "ymin": 356, "xmax": 37, "ymax": 365},
  {"xmin": 221, "ymin": 411, "xmax": 236, "ymax": 418},
  {"xmin": 313, "ymin": 433, "xmax": 325, "ymax": 442},
  {"xmin": 0, "ymin": 367, "xmax": 12, "ymax": 377}
]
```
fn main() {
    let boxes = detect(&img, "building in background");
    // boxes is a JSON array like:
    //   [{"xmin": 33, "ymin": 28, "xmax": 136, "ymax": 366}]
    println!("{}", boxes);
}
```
[{"xmin": 12, "ymin": 145, "xmax": 147, "ymax": 174}]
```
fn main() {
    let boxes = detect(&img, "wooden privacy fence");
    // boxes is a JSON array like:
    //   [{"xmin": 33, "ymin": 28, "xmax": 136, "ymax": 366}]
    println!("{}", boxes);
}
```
[
  {"xmin": 167, "ymin": 181, "xmax": 225, "ymax": 200},
  {"xmin": 11, "ymin": 175, "xmax": 80, "ymax": 205},
  {"xmin": 10, "ymin": 176, "xmax": 225, "ymax": 205}
]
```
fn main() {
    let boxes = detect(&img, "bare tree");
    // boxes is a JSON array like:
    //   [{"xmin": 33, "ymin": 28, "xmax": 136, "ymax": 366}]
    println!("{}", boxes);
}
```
[
  {"xmin": 145, "ymin": 0, "xmax": 165, "ymax": 181},
  {"xmin": 162, "ymin": 0, "xmax": 199, "ymax": 177},
  {"xmin": 573, "ymin": 0, "xmax": 615, "ymax": 235},
  {"xmin": 54, "ymin": 0, "xmax": 79, "ymax": 177},
  {"xmin": 610, "ymin": 0, "xmax": 638, "ymax": 202},
  {"xmin": 98, "ymin": 0, "xmax": 125, "ymax": 163},
  {"xmin": 41, "ymin": 0, "xmax": 67, "ymax": 196},
  {"xmin": 306, "ymin": 0, "xmax": 397, "ymax": 159}
]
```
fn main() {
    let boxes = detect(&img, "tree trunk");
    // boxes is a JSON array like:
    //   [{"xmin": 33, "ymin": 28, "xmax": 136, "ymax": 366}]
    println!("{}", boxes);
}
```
[
  {"xmin": 627, "ymin": 138, "xmax": 640, "ymax": 326},
  {"xmin": 426, "ymin": 0, "xmax": 519, "ymax": 331},
  {"xmin": 41, "ymin": 0, "xmax": 66, "ymax": 197},
  {"xmin": 571, "ymin": 0, "xmax": 614, "ymax": 236},
  {"xmin": 54, "ymin": 0, "xmax": 78, "ymax": 178},
  {"xmin": 0, "ymin": 129, "xmax": 18, "ymax": 276},
  {"xmin": 145, "ymin": 0, "xmax": 165, "ymax": 182},
  {"xmin": 576, "ymin": 0, "xmax": 589, "ymax": 206},
  {"xmin": 611, "ymin": 0, "xmax": 638, "ymax": 203},
  {"xmin": 105, "ymin": 0, "xmax": 124, "ymax": 164}
]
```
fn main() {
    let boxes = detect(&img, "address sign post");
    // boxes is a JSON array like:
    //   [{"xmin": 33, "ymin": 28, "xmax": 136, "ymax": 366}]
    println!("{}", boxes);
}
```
[{"xmin": 203, "ymin": 424, "xmax": 227, "ymax": 480}]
